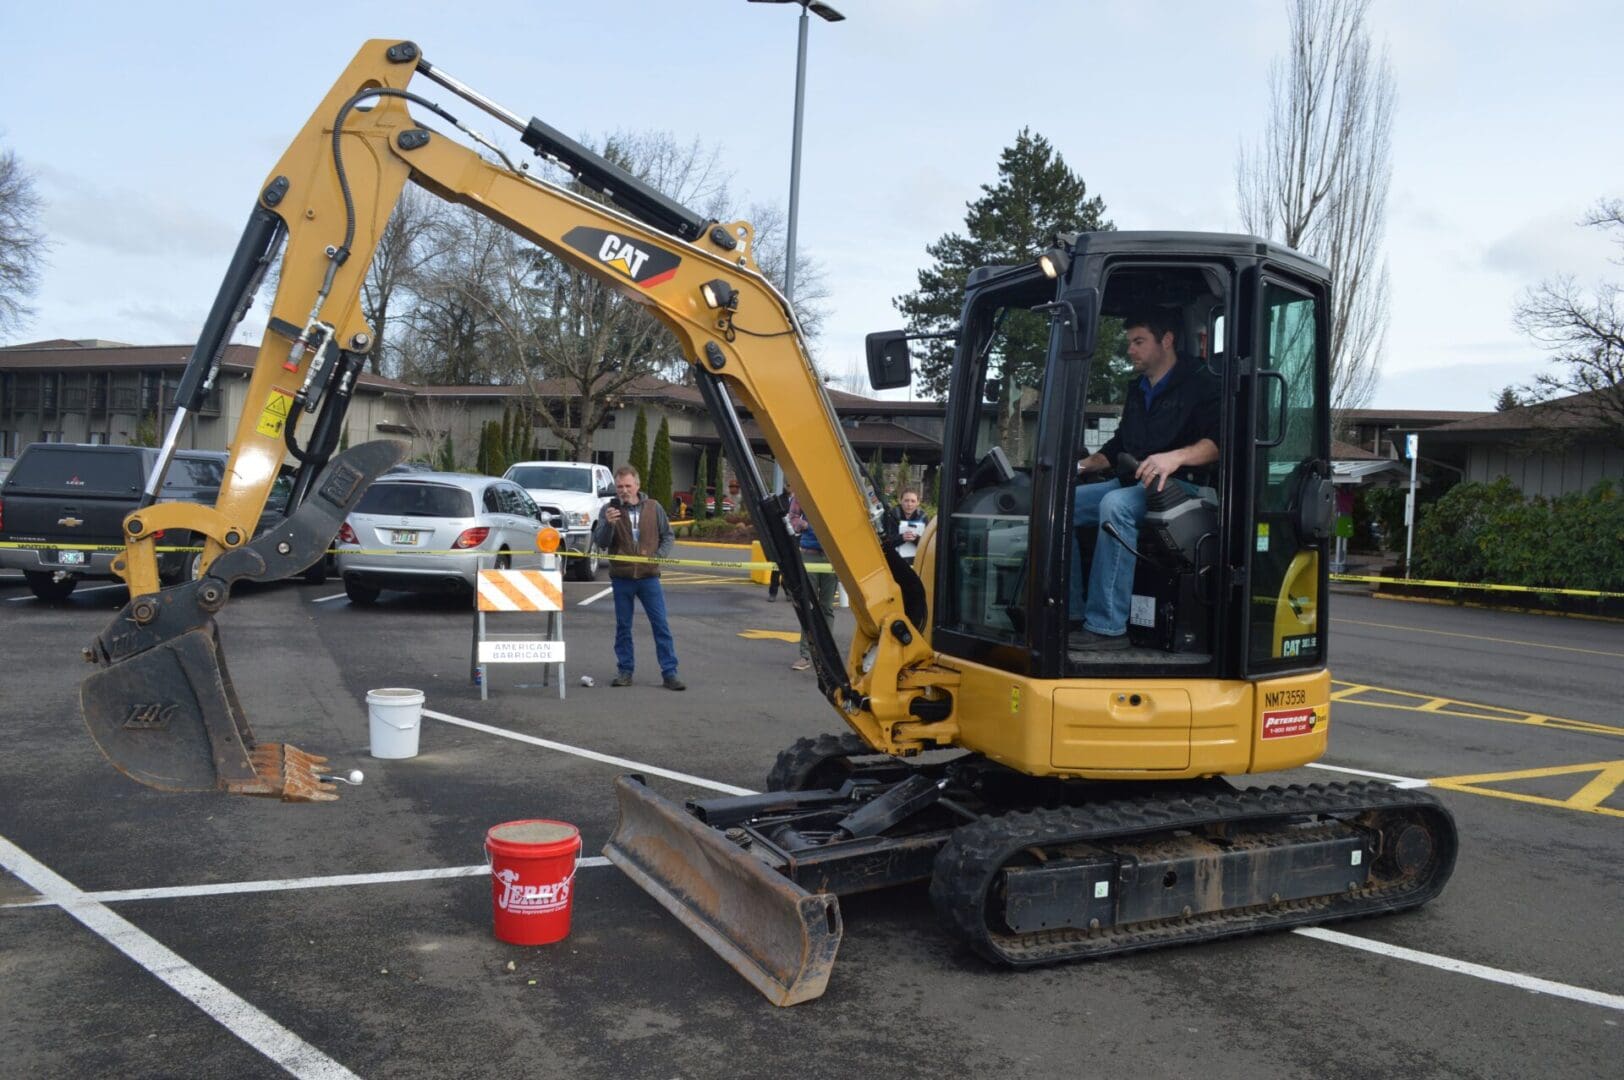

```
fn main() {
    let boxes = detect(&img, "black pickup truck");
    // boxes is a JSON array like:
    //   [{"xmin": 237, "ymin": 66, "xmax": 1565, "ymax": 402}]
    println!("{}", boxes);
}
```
[{"xmin": 0, "ymin": 444, "xmax": 222, "ymax": 601}]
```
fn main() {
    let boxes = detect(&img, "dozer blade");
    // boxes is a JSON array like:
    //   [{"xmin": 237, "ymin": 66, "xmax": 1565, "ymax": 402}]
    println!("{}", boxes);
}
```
[
  {"xmin": 79, "ymin": 441, "xmax": 405, "ymax": 800},
  {"xmin": 604, "ymin": 775, "xmax": 842, "ymax": 1007}
]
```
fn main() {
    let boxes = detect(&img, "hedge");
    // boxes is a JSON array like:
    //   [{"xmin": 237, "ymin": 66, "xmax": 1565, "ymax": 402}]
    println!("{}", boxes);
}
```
[{"xmin": 1412, "ymin": 477, "xmax": 1624, "ymax": 593}]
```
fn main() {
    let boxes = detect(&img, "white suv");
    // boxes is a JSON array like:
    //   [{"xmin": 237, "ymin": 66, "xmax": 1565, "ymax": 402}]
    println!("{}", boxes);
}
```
[{"xmin": 502, "ymin": 461, "xmax": 613, "ymax": 580}]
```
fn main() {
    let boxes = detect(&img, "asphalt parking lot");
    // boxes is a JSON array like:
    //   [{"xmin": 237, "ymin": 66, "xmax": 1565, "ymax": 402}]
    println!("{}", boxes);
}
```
[{"xmin": 2, "ymin": 549, "xmax": 1621, "ymax": 1079}]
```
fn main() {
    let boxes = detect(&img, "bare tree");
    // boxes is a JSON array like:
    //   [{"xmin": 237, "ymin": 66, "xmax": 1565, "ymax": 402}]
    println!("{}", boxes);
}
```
[
  {"xmin": 1238, "ymin": 0, "xmax": 1393, "ymax": 413},
  {"xmin": 1513, "ymin": 197, "xmax": 1624, "ymax": 442},
  {"xmin": 361, "ymin": 186, "xmax": 450, "ymax": 378},
  {"xmin": 392, "ymin": 208, "xmax": 511, "ymax": 386},
  {"xmin": 364, "ymin": 128, "xmax": 835, "ymax": 457},
  {"xmin": 401, "ymin": 394, "xmax": 469, "ymax": 466},
  {"xmin": 0, "ymin": 145, "xmax": 48, "ymax": 341},
  {"xmin": 743, "ymin": 201, "xmax": 830, "ymax": 361}
]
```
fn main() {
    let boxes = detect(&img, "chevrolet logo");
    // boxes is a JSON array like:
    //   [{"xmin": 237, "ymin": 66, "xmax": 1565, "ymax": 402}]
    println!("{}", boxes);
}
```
[{"xmin": 58, "ymin": 516, "xmax": 84, "ymax": 528}]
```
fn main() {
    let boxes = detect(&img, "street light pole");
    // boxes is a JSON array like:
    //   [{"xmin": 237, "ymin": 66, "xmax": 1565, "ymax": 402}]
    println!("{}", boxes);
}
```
[
  {"xmin": 750, "ymin": 0, "xmax": 843, "ymax": 494},
  {"xmin": 784, "ymin": 6, "xmax": 810, "ymax": 302},
  {"xmin": 750, "ymin": 0, "xmax": 844, "ymax": 304}
]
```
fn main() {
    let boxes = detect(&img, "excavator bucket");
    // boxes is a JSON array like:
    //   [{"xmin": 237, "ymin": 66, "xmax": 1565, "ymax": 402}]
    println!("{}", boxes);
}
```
[
  {"xmin": 81, "ymin": 623, "xmax": 338, "ymax": 800},
  {"xmin": 604, "ymin": 775, "xmax": 843, "ymax": 1006},
  {"xmin": 79, "ymin": 441, "xmax": 404, "ymax": 801}
]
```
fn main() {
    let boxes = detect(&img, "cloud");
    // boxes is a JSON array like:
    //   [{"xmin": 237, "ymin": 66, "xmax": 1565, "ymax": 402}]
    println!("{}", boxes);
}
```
[
  {"xmin": 1482, "ymin": 210, "xmax": 1619, "ymax": 281},
  {"xmin": 1371, "ymin": 356, "xmax": 1548, "ymax": 411},
  {"xmin": 113, "ymin": 301, "xmax": 211, "ymax": 342},
  {"xmin": 34, "ymin": 163, "xmax": 237, "ymax": 259}
]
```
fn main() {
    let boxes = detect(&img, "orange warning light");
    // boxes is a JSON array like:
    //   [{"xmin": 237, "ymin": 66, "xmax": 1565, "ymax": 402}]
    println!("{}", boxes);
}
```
[{"xmin": 534, "ymin": 527, "xmax": 562, "ymax": 553}]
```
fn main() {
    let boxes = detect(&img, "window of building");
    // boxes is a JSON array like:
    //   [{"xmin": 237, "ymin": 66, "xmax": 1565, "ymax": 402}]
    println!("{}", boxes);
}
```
[{"xmin": 593, "ymin": 450, "xmax": 615, "ymax": 468}]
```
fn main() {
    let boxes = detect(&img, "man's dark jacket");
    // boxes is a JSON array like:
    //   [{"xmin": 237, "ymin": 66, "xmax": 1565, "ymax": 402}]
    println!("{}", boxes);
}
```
[{"xmin": 1097, "ymin": 354, "xmax": 1221, "ymax": 482}]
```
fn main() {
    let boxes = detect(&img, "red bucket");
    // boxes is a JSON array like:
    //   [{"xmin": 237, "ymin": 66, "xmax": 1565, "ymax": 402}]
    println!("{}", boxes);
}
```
[{"xmin": 485, "ymin": 820, "xmax": 581, "ymax": 945}]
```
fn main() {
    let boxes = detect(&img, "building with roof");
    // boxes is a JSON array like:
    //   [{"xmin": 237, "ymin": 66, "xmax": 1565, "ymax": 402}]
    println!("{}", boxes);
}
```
[
  {"xmin": 1337, "ymin": 408, "xmax": 1486, "ymax": 459},
  {"xmin": 0, "ymin": 340, "xmax": 953, "ymax": 497},
  {"xmin": 1392, "ymin": 390, "xmax": 1624, "ymax": 499}
]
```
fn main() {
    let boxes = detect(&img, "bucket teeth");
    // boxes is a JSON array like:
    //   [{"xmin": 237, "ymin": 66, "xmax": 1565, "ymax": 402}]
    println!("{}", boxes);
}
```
[{"xmin": 231, "ymin": 743, "xmax": 339, "ymax": 802}]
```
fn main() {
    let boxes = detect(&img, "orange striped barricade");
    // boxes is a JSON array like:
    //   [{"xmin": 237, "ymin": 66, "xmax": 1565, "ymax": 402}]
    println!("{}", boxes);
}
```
[{"xmin": 471, "ymin": 558, "xmax": 566, "ymax": 701}]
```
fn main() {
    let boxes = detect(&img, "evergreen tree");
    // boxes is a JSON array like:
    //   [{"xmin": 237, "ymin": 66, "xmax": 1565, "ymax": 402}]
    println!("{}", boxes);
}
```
[
  {"xmin": 648, "ymin": 417, "xmax": 673, "ymax": 513},
  {"xmin": 896, "ymin": 450, "xmax": 911, "ymax": 492},
  {"xmin": 628, "ymin": 407, "xmax": 650, "ymax": 485},
  {"xmin": 866, "ymin": 447, "xmax": 885, "ymax": 493},
  {"xmin": 894, "ymin": 129, "xmax": 1122, "ymax": 401},
  {"xmin": 499, "ymin": 407, "xmax": 512, "ymax": 467},
  {"xmin": 437, "ymin": 434, "xmax": 455, "ymax": 472},
  {"xmin": 509, "ymin": 403, "xmax": 530, "ymax": 462},
  {"xmin": 478, "ymin": 420, "xmax": 508, "ymax": 476},
  {"xmin": 694, "ymin": 448, "xmax": 710, "ymax": 518},
  {"xmin": 131, "ymin": 412, "xmax": 159, "ymax": 448}
]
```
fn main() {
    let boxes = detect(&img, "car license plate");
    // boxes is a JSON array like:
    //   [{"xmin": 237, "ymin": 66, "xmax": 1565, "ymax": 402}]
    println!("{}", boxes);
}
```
[
  {"xmin": 58, "ymin": 550, "xmax": 86, "ymax": 566},
  {"xmin": 390, "ymin": 530, "xmax": 416, "ymax": 545}
]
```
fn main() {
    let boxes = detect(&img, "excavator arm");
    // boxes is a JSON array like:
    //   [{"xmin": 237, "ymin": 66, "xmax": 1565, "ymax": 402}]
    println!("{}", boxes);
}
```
[{"xmin": 81, "ymin": 39, "xmax": 944, "ymax": 801}]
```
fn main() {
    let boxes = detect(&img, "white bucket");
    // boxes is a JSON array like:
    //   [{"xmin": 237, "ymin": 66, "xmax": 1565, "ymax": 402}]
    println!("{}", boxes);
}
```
[{"xmin": 367, "ymin": 688, "xmax": 425, "ymax": 759}]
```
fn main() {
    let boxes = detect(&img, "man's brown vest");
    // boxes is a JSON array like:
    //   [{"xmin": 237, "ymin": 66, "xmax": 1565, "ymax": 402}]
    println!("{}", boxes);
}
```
[{"xmin": 608, "ymin": 498, "xmax": 661, "ymax": 579}]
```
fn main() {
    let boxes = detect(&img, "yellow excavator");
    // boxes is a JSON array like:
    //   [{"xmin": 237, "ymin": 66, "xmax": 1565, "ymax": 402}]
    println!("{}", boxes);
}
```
[{"xmin": 80, "ymin": 40, "xmax": 1455, "ymax": 1005}]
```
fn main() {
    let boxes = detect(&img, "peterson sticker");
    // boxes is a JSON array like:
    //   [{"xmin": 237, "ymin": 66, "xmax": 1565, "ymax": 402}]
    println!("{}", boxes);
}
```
[
  {"xmin": 562, "ymin": 226, "xmax": 681, "ymax": 288},
  {"xmin": 1262, "ymin": 707, "xmax": 1320, "ymax": 739}
]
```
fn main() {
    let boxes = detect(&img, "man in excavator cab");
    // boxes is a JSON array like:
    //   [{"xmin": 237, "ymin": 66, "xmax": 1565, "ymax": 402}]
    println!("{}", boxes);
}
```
[
  {"xmin": 1069, "ymin": 307, "xmax": 1220, "ymax": 651},
  {"xmin": 77, "ymin": 40, "xmax": 1456, "ymax": 1008}
]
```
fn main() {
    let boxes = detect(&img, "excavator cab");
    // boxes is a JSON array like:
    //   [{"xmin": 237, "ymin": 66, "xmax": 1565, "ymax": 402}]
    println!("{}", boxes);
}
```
[{"xmin": 925, "ymin": 233, "xmax": 1335, "ymax": 685}]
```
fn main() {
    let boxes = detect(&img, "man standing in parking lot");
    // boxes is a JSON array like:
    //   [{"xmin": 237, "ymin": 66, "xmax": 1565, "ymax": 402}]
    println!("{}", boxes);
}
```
[{"xmin": 594, "ymin": 465, "xmax": 685, "ymax": 690}]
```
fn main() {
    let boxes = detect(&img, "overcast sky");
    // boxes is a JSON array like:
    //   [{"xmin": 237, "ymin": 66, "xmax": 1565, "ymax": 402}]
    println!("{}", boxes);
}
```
[{"xmin": 3, "ymin": 0, "xmax": 1620, "ymax": 410}]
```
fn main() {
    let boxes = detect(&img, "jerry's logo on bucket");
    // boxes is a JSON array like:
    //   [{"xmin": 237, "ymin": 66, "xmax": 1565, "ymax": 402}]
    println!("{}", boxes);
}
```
[{"xmin": 494, "ymin": 867, "xmax": 575, "ymax": 914}]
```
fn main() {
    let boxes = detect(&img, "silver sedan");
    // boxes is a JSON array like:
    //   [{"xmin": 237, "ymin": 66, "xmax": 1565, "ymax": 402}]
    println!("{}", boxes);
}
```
[{"xmin": 335, "ymin": 473, "xmax": 550, "ymax": 604}]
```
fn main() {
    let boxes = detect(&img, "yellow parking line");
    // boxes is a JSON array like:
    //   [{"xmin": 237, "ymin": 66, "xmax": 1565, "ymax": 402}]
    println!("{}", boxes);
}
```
[
  {"xmin": 1330, "ymin": 680, "xmax": 1622, "ymax": 739},
  {"xmin": 1331, "ymin": 617, "xmax": 1624, "ymax": 659},
  {"xmin": 1428, "ymin": 760, "xmax": 1624, "ymax": 818},
  {"xmin": 737, "ymin": 630, "xmax": 801, "ymax": 643}
]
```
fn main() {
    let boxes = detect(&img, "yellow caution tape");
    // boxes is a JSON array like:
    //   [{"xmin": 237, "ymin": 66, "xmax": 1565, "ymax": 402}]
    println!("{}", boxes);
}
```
[
  {"xmin": 1330, "ymin": 573, "xmax": 1624, "ymax": 600},
  {"xmin": 0, "ymin": 540, "xmax": 831, "ymax": 573},
  {"xmin": 7, "ymin": 539, "xmax": 1615, "ymax": 594}
]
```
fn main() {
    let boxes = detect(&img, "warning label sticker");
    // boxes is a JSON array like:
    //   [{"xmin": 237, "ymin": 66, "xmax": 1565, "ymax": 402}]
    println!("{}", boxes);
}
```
[
  {"xmin": 256, "ymin": 387, "xmax": 295, "ymax": 439},
  {"xmin": 1262, "ymin": 707, "xmax": 1319, "ymax": 739}
]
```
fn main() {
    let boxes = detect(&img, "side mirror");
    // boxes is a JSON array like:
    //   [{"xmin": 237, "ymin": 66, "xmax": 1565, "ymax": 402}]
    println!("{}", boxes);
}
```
[{"xmin": 864, "ymin": 331, "xmax": 912, "ymax": 391}]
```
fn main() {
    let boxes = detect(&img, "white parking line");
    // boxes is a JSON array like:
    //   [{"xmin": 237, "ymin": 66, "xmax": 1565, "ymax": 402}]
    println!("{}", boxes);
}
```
[
  {"xmin": 8, "ymin": 858, "xmax": 615, "ymax": 908},
  {"xmin": 311, "ymin": 593, "xmax": 348, "ymax": 603},
  {"xmin": 1294, "ymin": 927, "xmax": 1624, "ymax": 1012},
  {"xmin": 421, "ymin": 708, "xmax": 755, "ymax": 796},
  {"xmin": 0, "ymin": 833, "xmax": 359, "ymax": 1079},
  {"xmin": 1305, "ymin": 761, "xmax": 1431, "ymax": 788},
  {"xmin": 577, "ymin": 586, "xmax": 613, "ymax": 606}
]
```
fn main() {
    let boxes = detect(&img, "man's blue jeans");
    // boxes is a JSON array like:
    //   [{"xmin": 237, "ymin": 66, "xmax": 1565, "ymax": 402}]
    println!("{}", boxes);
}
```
[
  {"xmin": 1069, "ymin": 480, "xmax": 1149, "ymax": 637},
  {"xmin": 611, "ymin": 576, "xmax": 679, "ymax": 678}
]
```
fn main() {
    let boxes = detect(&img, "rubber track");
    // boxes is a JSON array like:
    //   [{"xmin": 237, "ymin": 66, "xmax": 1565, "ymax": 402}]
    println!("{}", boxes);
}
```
[
  {"xmin": 765, "ymin": 732, "xmax": 872, "ymax": 791},
  {"xmin": 929, "ymin": 780, "xmax": 1457, "ymax": 966}
]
